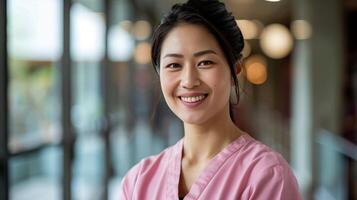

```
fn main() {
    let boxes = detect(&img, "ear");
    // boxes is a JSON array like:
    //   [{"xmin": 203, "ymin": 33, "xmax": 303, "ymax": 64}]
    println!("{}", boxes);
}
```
[{"xmin": 235, "ymin": 63, "xmax": 242, "ymax": 75}]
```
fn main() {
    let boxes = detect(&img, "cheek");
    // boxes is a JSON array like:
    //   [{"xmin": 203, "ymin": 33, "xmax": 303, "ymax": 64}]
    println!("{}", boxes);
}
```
[
  {"xmin": 207, "ymin": 69, "xmax": 231, "ymax": 92},
  {"xmin": 160, "ymin": 74, "xmax": 174, "ymax": 97},
  {"xmin": 159, "ymin": 76, "xmax": 167, "ymax": 94}
]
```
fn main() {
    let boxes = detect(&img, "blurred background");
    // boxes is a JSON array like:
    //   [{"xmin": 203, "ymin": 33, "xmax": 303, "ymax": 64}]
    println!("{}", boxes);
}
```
[{"xmin": 0, "ymin": 0, "xmax": 356, "ymax": 199}]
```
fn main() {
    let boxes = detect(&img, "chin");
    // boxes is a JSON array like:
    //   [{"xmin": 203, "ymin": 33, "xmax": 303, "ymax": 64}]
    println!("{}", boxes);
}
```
[{"xmin": 179, "ymin": 114, "xmax": 209, "ymax": 125}]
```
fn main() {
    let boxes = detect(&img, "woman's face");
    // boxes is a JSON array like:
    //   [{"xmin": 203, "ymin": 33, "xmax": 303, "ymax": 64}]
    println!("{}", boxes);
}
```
[{"xmin": 159, "ymin": 23, "xmax": 232, "ymax": 125}]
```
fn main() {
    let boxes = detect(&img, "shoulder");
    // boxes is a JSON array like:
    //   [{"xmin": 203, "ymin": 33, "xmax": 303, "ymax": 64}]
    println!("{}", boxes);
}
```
[
  {"xmin": 119, "ymin": 140, "xmax": 180, "ymax": 199},
  {"xmin": 124, "ymin": 141, "xmax": 176, "ymax": 178},
  {"xmin": 237, "ymin": 134, "xmax": 302, "ymax": 199},
  {"xmin": 238, "ymin": 134, "xmax": 292, "ymax": 171}
]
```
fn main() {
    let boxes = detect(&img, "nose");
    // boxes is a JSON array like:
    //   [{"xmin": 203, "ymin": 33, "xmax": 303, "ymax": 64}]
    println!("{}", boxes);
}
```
[{"xmin": 180, "ymin": 64, "xmax": 200, "ymax": 89}]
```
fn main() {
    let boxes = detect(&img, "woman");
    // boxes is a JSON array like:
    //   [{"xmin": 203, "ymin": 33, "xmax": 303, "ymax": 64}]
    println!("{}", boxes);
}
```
[{"xmin": 120, "ymin": 0, "xmax": 302, "ymax": 199}]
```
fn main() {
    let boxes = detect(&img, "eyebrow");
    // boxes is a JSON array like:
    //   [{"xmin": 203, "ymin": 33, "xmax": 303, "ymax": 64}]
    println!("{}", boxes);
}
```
[{"xmin": 163, "ymin": 49, "xmax": 217, "ymax": 59}]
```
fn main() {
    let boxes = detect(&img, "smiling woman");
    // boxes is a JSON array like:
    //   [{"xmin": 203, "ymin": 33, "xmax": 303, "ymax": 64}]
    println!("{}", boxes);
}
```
[
  {"xmin": 119, "ymin": 0, "xmax": 302, "ymax": 199},
  {"xmin": 159, "ymin": 23, "xmax": 232, "ymax": 125}
]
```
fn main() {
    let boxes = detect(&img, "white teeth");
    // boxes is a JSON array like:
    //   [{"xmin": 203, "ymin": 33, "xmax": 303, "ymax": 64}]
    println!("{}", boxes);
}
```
[{"xmin": 181, "ymin": 95, "xmax": 206, "ymax": 103}]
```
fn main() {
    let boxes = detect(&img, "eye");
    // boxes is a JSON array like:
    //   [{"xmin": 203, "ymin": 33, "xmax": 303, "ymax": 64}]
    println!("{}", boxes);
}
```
[
  {"xmin": 164, "ymin": 63, "xmax": 181, "ymax": 70},
  {"xmin": 198, "ymin": 60, "xmax": 214, "ymax": 67}
]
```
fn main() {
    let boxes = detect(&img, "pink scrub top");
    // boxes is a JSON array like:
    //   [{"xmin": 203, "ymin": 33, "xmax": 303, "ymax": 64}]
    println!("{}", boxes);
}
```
[{"xmin": 119, "ymin": 133, "xmax": 303, "ymax": 200}]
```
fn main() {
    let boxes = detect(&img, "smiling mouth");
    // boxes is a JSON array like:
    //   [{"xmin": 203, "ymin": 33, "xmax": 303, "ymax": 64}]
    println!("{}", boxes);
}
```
[{"xmin": 179, "ymin": 94, "xmax": 208, "ymax": 103}]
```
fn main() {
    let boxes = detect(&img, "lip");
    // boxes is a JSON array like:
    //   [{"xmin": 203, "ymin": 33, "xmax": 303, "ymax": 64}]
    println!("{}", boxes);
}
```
[
  {"xmin": 178, "ymin": 93, "xmax": 208, "ymax": 108},
  {"xmin": 178, "ymin": 92, "xmax": 208, "ymax": 97}
]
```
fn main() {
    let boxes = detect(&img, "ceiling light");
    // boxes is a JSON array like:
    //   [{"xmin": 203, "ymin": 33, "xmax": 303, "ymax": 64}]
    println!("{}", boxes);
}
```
[
  {"xmin": 244, "ymin": 55, "xmax": 268, "ymax": 85},
  {"xmin": 236, "ymin": 20, "xmax": 259, "ymax": 39},
  {"xmin": 260, "ymin": 23, "xmax": 293, "ymax": 59},
  {"xmin": 133, "ymin": 20, "xmax": 152, "ymax": 41},
  {"xmin": 242, "ymin": 40, "xmax": 251, "ymax": 59},
  {"xmin": 265, "ymin": 0, "xmax": 281, "ymax": 2},
  {"xmin": 134, "ymin": 42, "xmax": 151, "ymax": 65},
  {"xmin": 291, "ymin": 20, "xmax": 313, "ymax": 40}
]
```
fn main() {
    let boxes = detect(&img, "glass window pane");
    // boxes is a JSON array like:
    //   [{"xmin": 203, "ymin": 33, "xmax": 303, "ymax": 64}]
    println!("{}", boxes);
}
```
[
  {"xmin": 8, "ymin": 0, "xmax": 62, "ymax": 153},
  {"xmin": 10, "ymin": 146, "xmax": 62, "ymax": 200},
  {"xmin": 70, "ymin": 1, "xmax": 105, "ymax": 199}
]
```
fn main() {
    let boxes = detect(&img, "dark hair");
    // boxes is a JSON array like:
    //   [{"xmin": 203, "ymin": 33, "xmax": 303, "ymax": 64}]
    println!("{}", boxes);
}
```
[{"xmin": 151, "ymin": 0, "xmax": 244, "ymax": 122}]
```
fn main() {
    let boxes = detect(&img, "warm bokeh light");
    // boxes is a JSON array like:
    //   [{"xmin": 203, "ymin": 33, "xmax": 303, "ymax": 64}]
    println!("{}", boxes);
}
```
[
  {"xmin": 119, "ymin": 20, "xmax": 133, "ymax": 33},
  {"xmin": 134, "ymin": 42, "xmax": 151, "ymax": 64},
  {"xmin": 260, "ymin": 23, "xmax": 293, "ymax": 59},
  {"xmin": 244, "ymin": 55, "xmax": 268, "ymax": 85},
  {"xmin": 291, "ymin": 20, "xmax": 313, "ymax": 40},
  {"xmin": 242, "ymin": 40, "xmax": 251, "ymax": 58},
  {"xmin": 265, "ymin": 0, "xmax": 281, "ymax": 2},
  {"xmin": 252, "ymin": 19, "xmax": 265, "ymax": 35},
  {"xmin": 133, "ymin": 20, "xmax": 152, "ymax": 41},
  {"xmin": 236, "ymin": 19, "xmax": 259, "ymax": 39}
]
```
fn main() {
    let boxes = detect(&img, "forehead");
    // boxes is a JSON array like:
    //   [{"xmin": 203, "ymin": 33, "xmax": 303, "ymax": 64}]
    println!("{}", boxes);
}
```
[{"xmin": 160, "ymin": 23, "xmax": 223, "ymax": 56}]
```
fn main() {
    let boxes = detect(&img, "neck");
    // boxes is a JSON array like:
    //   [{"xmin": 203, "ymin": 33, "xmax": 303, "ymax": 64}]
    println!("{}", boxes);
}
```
[{"xmin": 182, "ymin": 108, "xmax": 243, "ymax": 163}]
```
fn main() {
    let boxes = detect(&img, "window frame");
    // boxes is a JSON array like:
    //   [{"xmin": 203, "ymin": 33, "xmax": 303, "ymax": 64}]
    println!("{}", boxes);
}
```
[
  {"xmin": 0, "ymin": 0, "xmax": 9, "ymax": 199},
  {"xmin": 0, "ymin": 0, "xmax": 114, "ymax": 199}
]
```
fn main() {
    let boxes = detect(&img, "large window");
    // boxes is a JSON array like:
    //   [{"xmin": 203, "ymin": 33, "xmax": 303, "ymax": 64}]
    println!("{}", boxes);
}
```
[
  {"xmin": 8, "ymin": 0, "xmax": 62, "ymax": 153},
  {"xmin": 8, "ymin": 0, "xmax": 62, "ymax": 199},
  {"xmin": 2, "ymin": 0, "xmax": 181, "ymax": 199},
  {"xmin": 70, "ymin": 1, "xmax": 106, "ymax": 199}
]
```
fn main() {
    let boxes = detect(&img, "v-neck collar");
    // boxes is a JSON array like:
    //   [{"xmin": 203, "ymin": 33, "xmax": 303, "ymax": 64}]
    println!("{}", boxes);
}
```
[{"xmin": 166, "ymin": 133, "xmax": 250, "ymax": 200}]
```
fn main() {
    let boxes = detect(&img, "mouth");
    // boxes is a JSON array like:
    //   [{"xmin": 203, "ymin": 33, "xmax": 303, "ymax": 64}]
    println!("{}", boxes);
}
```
[{"xmin": 178, "ymin": 94, "xmax": 208, "ymax": 107}]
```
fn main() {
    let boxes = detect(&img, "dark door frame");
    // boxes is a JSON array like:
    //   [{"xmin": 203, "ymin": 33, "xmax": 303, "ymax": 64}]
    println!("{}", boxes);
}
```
[
  {"xmin": 0, "ymin": 0, "xmax": 9, "ymax": 199},
  {"xmin": 62, "ymin": 0, "xmax": 74, "ymax": 200}
]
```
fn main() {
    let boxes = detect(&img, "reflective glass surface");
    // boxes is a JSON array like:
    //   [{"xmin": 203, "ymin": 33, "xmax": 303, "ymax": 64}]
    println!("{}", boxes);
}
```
[
  {"xmin": 10, "ymin": 147, "xmax": 62, "ymax": 200},
  {"xmin": 8, "ymin": 0, "xmax": 62, "ymax": 153}
]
